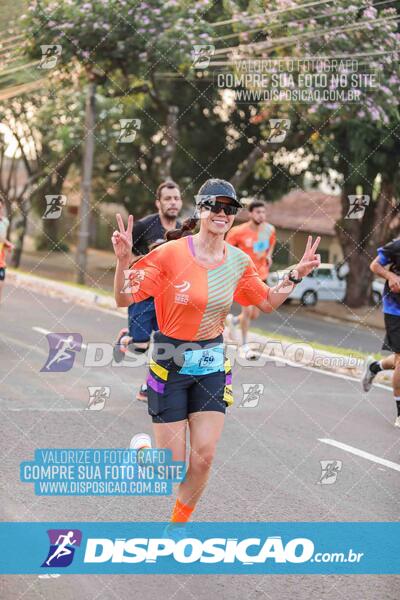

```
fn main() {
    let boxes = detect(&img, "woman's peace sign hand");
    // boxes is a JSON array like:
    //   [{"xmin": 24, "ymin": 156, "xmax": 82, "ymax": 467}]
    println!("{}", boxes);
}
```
[
  {"xmin": 294, "ymin": 235, "xmax": 321, "ymax": 279},
  {"xmin": 111, "ymin": 213, "xmax": 134, "ymax": 263}
]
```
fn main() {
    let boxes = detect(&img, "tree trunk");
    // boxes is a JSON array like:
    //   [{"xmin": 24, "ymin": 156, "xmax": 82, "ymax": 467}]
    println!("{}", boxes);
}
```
[
  {"xmin": 38, "ymin": 157, "xmax": 74, "ymax": 251},
  {"xmin": 230, "ymin": 142, "xmax": 267, "ymax": 189},
  {"xmin": 155, "ymin": 105, "xmax": 179, "ymax": 181},
  {"xmin": 372, "ymin": 179, "xmax": 396, "ymax": 246},
  {"xmin": 76, "ymin": 81, "xmax": 96, "ymax": 284},
  {"xmin": 336, "ymin": 177, "xmax": 395, "ymax": 308},
  {"xmin": 342, "ymin": 250, "xmax": 373, "ymax": 307},
  {"xmin": 9, "ymin": 198, "xmax": 30, "ymax": 268}
]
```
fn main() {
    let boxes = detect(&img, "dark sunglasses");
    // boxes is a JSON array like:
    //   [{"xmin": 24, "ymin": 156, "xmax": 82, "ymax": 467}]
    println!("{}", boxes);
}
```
[{"xmin": 203, "ymin": 201, "xmax": 239, "ymax": 216}]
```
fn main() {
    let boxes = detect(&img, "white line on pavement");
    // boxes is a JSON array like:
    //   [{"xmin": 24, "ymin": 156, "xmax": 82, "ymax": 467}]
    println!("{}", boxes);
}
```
[
  {"xmin": 318, "ymin": 438, "xmax": 400, "ymax": 473},
  {"xmin": 32, "ymin": 327, "xmax": 88, "ymax": 349}
]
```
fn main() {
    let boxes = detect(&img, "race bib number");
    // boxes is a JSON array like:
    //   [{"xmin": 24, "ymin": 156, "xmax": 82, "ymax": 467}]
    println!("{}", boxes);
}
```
[
  {"xmin": 253, "ymin": 239, "xmax": 270, "ymax": 253},
  {"xmin": 179, "ymin": 344, "xmax": 225, "ymax": 375}
]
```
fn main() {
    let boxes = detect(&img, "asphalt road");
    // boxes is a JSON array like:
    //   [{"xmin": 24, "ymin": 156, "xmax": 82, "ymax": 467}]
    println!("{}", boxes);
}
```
[
  {"xmin": 241, "ymin": 303, "xmax": 384, "ymax": 354},
  {"xmin": 1, "ymin": 284, "xmax": 399, "ymax": 599}
]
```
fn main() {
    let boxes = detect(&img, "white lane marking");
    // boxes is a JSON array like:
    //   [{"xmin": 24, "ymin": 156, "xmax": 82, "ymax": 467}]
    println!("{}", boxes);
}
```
[
  {"xmin": 318, "ymin": 438, "xmax": 400, "ymax": 473},
  {"xmin": 32, "ymin": 327, "xmax": 87, "ymax": 349}
]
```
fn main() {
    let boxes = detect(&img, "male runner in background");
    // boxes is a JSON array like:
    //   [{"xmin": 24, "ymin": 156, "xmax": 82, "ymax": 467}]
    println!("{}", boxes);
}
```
[
  {"xmin": 362, "ymin": 237, "xmax": 400, "ymax": 426},
  {"xmin": 225, "ymin": 200, "xmax": 276, "ymax": 357},
  {"xmin": 113, "ymin": 181, "xmax": 182, "ymax": 401}
]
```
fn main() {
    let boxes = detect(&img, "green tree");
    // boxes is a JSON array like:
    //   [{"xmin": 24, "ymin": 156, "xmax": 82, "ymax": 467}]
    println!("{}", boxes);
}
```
[
  {"xmin": 23, "ymin": 0, "xmax": 216, "ymax": 281},
  {"xmin": 224, "ymin": 0, "xmax": 399, "ymax": 306}
]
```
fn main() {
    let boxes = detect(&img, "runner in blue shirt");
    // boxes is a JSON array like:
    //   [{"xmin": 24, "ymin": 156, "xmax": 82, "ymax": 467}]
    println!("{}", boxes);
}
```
[{"xmin": 362, "ymin": 237, "xmax": 400, "ymax": 426}]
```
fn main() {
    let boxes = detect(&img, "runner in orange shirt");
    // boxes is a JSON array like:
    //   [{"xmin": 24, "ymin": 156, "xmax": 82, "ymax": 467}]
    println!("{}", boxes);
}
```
[
  {"xmin": 226, "ymin": 200, "xmax": 276, "ymax": 357},
  {"xmin": 112, "ymin": 179, "xmax": 320, "ymax": 526},
  {"xmin": 0, "ymin": 199, "xmax": 13, "ymax": 305}
]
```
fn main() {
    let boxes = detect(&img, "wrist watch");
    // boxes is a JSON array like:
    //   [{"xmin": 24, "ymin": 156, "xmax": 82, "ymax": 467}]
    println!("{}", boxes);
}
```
[{"xmin": 288, "ymin": 269, "xmax": 303, "ymax": 284}]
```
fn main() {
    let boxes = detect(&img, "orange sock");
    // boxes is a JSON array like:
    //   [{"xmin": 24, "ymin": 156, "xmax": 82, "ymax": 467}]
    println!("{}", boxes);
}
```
[{"xmin": 171, "ymin": 498, "xmax": 195, "ymax": 523}]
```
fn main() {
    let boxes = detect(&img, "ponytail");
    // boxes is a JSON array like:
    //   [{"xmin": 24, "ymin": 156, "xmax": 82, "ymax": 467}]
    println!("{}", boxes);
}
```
[{"xmin": 165, "ymin": 216, "xmax": 198, "ymax": 241}]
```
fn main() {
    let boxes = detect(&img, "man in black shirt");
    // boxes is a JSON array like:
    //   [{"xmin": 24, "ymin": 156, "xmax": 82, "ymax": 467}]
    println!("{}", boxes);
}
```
[
  {"xmin": 114, "ymin": 181, "xmax": 182, "ymax": 401},
  {"xmin": 362, "ymin": 237, "xmax": 400, "ymax": 427}
]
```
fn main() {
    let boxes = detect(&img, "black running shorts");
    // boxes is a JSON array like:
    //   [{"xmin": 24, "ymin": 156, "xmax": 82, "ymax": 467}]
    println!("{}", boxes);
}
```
[
  {"xmin": 146, "ymin": 332, "xmax": 233, "ymax": 423},
  {"xmin": 382, "ymin": 313, "xmax": 400, "ymax": 354}
]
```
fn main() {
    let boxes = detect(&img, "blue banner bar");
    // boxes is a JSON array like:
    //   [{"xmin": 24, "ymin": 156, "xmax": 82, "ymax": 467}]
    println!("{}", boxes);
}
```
[{"xmin": 1, "ymin": 522, "xmax": 399, "ymax": 574}]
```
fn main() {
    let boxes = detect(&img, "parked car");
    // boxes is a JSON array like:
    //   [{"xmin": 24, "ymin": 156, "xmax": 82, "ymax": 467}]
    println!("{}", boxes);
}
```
[{"xmin": 267, "ymin": 263, "xmax": 384, "ymax": 307}]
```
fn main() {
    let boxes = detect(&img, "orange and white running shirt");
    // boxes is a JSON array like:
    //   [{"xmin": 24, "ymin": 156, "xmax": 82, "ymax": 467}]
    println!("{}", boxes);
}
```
[
  {"xmin": 130, "ymin": 236, "xmax": 270, "ymax": 341},
  {"xmin": 0, "ymin": 216, "xmax": 9, "ymax": 268},
  {"xmin": 0, "ymin": 244, "xmax": 6, "ymax": 269},
  {"xmin": 226, "ymin": 222, "xmax": 276, "ymax": 281}
]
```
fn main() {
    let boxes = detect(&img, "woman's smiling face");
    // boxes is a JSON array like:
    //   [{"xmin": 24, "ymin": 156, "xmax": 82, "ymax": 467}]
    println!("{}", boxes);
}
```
[{"xmin": 199, "ymin": 197, "xmax": 237, "ymax": 235}]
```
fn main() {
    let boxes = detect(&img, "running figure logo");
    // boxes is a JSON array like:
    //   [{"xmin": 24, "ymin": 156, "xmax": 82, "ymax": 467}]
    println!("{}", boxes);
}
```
[
  {"xmin": 43, "ymin": 195, "xmax": 67, "ymax": 220},
  {"xmin": 191, "ymin": 45, "xmax": 215, "ymax": 69},
  {"xmin": 86, "ymin": 386, "xmax": 110, "ymax": 410},
  {"xmin": 38, "ymin": 45, "xmax": 62, "ymax": 69},
  {"xmin": 318, "ymin": 459, "xmax": 342, "ymax": 484},
  {"xmin": 121, "ymin": 269, "xmax": 145, "ymax": 294},
  {"xmin": 118, "ymin": 119, "xmax": 141, "ymax": 143},
  {"xmin": 267, "ymin": 119, "xmax": 291, "ymax": 143},
  {"xmin": 240, "ymin": 383, "xmax": 264, "ymax": 408},
  {"xmin": 41, "ymin": 529, "xmax": 82, "ymax": 568},
  {"xmin": 41, "ymin": 333, "xmax": 82, "ymax": 372},
  {"xmin": 345, "ymin": 195, "xmax": 370, "ymax": 219}
]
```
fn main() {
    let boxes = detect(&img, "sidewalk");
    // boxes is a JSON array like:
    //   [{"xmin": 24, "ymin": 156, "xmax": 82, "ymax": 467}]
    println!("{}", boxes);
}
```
[
  {"xmin": 308, "ymin": 301, "xmax": 385, "ymax": 330},
  {"xmin": 18, "ymin": 246, "xmax": 115, "ymax": 292}
]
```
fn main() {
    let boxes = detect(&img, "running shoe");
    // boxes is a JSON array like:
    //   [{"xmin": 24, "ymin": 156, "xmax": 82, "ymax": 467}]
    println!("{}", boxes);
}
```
[
  {"xmin": 241, "ymin": 343, "xmax": 259, "ymax": 361},
  {"xmin": 136, "ymin": 382, "xmax": 148, "ymax": 402},
  {"xmin": 129, "ymin": 432, "xmax": 152, "ymax": 450},
  {"xmin": 361, "ymin": 355, "xmax": 377, "ymax": 392},
  {"xmin": 225, "ymin": 313, "xmax": 239, "ymax": 342},
  {"xmin": 394, "ymin": 417, "xmax": 400, "ymax": 428},
  {"xmin": 113, "ymin": 328, "xmax": 131, "ymax": 363}
]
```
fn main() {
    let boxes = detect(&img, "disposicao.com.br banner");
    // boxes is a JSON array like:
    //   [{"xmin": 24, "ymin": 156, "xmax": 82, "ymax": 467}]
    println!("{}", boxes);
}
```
[{"xmin": 1, "ymin": 522, "xmax": 399, "ymax": 575}]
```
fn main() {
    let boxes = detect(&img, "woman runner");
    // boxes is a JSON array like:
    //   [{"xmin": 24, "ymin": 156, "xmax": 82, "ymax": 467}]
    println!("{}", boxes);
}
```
[{"xmin": 112, "ymin": 179, "xmax": 320, "ymax": 524}]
